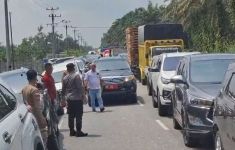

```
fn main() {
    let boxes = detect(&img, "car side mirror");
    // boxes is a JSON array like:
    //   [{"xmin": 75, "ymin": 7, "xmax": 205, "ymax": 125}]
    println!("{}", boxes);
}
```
[{"xmin": 170, "ymin": 75, "xmax": 185, "ymax": 84}]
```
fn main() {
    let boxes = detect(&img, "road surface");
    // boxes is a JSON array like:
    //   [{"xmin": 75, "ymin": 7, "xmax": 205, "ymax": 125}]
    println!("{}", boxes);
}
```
[{"xmin": 58, "ymin": 83, "xmax": 213, "ymax": 150}]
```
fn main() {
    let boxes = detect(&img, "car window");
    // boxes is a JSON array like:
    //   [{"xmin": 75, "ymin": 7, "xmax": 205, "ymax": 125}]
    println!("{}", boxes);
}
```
[
  {"xmin": 0, "ymin": 85, "xmax": 16, "ymax": 110},
  {"xmin": 156, "ymin": 59, "xmax": 162, "ymax": 70},
  {"xmin": 151, "ymin": 60, "xmax": 156, "ymax": 68},
  {"xmin": 0, "ymin": 85, "xmax": 16, "ymax": 121},
  {"xmin": 176, "ymin": 62, "xmax": 182, "ymax": 75},
  {"xmin": 182, "ymin": 65, "xmax": 187, "ymax": 79},
  {"xmin": 227, "ymin": 73, "xmax": 235, "ymax": 99},
  {"xmin": 52, "ymin": 71, "xmax": 64, "ymax": 83},
  {"xmin": 177, "ymin": 62, "xmax": 185, "ymax": 76}
]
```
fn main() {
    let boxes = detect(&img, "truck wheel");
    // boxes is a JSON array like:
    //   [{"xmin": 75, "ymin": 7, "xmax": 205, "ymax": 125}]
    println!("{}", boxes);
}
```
[{"xmin": 151, "ymin": 87, "xmax": 158, "ymax": 108}]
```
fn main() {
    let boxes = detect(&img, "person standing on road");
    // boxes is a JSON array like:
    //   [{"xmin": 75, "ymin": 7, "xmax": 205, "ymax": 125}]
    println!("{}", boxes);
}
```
[
  {"xmin": 41, "ymin": 63, "xmax": 57, "ymax": 104},
  {"xmin": 61, "ymin": 63, "xmax": 88, "ymax": 137},
  {"xmin": 84, "ymin": 63, "xmax": 105, "ymax": 112},
  {"xmin": 22, "ymin": 69, "xmax": 48, "ymax": 147}
]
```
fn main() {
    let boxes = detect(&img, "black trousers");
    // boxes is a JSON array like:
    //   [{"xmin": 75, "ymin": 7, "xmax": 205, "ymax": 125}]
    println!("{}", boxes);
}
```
[{"xmin": 67, "ymin": 100, "xmax": 83, "ymax": 132}]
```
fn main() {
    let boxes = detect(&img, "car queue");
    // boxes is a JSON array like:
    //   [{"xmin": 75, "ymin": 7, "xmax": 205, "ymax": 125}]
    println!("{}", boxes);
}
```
[
  {"xmin": 146, "ymin": 52, "xmax": 235, "ymax": 149},
  {"xmin": 0, "ymin": 51, "xmax": 235, "ymax": 150}
]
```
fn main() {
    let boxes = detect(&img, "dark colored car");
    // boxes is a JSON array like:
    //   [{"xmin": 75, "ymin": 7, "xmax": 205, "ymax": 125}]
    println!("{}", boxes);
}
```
[
  {"xmin": 170, "ymin": 54, "xmax": 235, "ymax": 147},
  {"xmin": 94, "ymin": 57, "xmax": 137, "ymax": 104},
  {"xmin": 213, "ymin": 62, "xmax": 235, "ymax": 150}
]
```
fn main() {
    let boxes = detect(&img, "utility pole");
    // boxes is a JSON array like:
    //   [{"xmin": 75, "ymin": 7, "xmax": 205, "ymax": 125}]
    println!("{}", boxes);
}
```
[
  {"xmin": 77, "ymin": 33, "xmax": 80, "ymax": 50},
  {"xmin": 46, "ymin": 7, "xmax": 61, "ymax": 58},
  {"xmin": 62, "ymin": 20, "xmax": 70, "ymax": 54},
  {"xmin": 4, "ymin": 0, "xmax": 11, "ymax": 71},
  {"xmin": 71, "ymin": 26, "xmax": 79, "ymax": 50},
  {"xmin": 9, "ymin": 12, "xmax": 14, "ymax": 69}
]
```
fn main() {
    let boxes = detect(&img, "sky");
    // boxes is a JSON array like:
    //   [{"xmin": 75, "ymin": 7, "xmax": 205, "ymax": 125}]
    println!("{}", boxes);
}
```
[{"xmin": 0, "ymin": 0, "xmax": 166, "ymax": 48}]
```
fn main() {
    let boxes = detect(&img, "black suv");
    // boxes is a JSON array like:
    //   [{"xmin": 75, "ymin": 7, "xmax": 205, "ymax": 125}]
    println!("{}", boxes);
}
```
[
  {"xmin": 213, "ymin": 62, "xmax": 235, "ymax": 150},
  {"xmin": 170, "ymin": 54, "xmax": 235, "ymax": 147}
]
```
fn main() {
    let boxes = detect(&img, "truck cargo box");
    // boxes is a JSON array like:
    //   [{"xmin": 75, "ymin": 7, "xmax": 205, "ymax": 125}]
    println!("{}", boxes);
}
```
[
  {"xmin": 138, "ymin": 24, "xmax": 184, "ymax": 44},
  {"xmin": 125, "ymin": 27, "xmax": 138, "ymax": 67}
]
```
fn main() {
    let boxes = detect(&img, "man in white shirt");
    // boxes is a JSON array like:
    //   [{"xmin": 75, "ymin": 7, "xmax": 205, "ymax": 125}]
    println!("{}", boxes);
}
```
[{"xmin": 84, "ymin": 63, "xmax": 105, "ymax": 112}]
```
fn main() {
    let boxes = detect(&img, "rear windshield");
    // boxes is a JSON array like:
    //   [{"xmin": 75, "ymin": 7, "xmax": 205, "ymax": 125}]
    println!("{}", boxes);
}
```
[
  {"xmin": 163, "ymin": 57, "xmax": 182, "ymax": 71},
  {"xmin": 52, "ymin": 71, "xmax": 64, "ymax": 83},
  {"xmin": 96, "ymin": 59, "xmax": 130, "ymax": 71}
]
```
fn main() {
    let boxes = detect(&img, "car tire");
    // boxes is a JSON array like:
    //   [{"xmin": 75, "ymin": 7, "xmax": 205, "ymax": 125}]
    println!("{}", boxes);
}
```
[
  {"xmin": 147, "ymin": 81, "xmax": 152, "ymax": 96},
  {"xmin": 157, "ymin": 90, "xmax": 166, "ymax": 116},
  {"xmin": 151, "ymin": 88, "xmax": 158, "ymax": 108},
  {"xmin": 214, "ymin": 131, "xmax": 224, "ymax": 150},
  {"xmin": 182, "ymin": 113, "xmax": 197, "ymax": 147}
]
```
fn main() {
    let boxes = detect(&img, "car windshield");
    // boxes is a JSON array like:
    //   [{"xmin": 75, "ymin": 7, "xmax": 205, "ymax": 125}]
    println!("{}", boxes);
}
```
[
  {"xmin": 52, "ymin": 71, "xmax": 64, "ymax": 83},
  {"xmin": 152, "ymin": 47, "xmax": 181, "ymax": 57},
  {"xmin": 96, "ymin": 59, "xmax": 130, "ymax": 71},
  {"xmin": 190, "ymin": 59, "xmax": 233, "ymax": 83},
  {"xmin": 163, "ymin": 57, "xmax": 182, "ymax": 71},
  {"xmin": 2, "ymin": 73, "xmax": 28, "ymax": 94}
]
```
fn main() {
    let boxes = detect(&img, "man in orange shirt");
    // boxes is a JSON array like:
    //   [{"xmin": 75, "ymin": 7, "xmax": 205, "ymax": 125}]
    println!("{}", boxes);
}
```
[{"xmin": 42, "ymin": 63, "xmax": 57, "ymax": 104}]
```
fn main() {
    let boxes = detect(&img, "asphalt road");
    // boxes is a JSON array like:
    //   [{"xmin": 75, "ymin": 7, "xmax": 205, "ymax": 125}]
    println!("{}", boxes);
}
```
[{"xmin": 58, "ymin": 83, "xmax": 213, "ymax": 150}]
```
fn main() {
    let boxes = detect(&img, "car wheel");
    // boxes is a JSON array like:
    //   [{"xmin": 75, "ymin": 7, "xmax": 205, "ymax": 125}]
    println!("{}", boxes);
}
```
[
  {"xmin": 157, "ymin": 90, "xmax": 166, "ymax": 116},
  {"xmin": 215, "ymin": 131, "xmax": 224, "ymax": 150},
  {"xmin": 182, "ymin": 113, "xmax": 197, "ymax": 147},
  {"xmin": 147, "ymin": 81, "xmax": 152, "ymax": 96},
  {"xmin": 151, "ymin": 87, "xmax": 158, "ymax": 108}
]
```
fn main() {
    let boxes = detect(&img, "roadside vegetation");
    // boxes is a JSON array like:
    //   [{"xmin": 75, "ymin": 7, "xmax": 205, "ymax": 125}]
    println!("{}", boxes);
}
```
[{"xmin": 101, "ymin": 0, "xmax": 235, "ymax": 53}]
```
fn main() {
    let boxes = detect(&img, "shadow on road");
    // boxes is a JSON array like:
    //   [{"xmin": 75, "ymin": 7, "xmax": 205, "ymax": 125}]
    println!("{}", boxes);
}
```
[
  {"xmin": 137, "ymin": 96, "xmax": 145, "ymax": 104},
  {"xmin": 86, "ymin": 134, "xmax": 102, "ymax": 138}
]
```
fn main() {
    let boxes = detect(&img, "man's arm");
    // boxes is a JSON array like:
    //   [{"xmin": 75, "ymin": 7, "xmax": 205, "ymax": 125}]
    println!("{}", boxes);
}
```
[{"xmin": 75, "ymin": 75, "xmax": 86, "ymax": 98}]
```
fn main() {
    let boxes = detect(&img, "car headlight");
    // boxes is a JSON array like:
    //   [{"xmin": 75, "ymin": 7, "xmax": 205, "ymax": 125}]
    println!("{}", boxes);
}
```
[
  {"xmin": 189, "ymin": 96, "xmax": 213, "ymax": 107},
  {"xmin": 125, "ymin": 75, "xmax": 135, "ymax": 82},
  {"xmin": 161, "ymin": 77, "xmax": 170, "ymax": 84}
]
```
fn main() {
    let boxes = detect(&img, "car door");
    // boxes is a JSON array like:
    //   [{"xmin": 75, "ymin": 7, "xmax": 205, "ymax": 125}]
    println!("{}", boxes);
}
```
[
  {"xmin": 148, "ymin": 59, "xmax": 156, "ymax": 85},
  {"xmin": 152, "ymin": 56, "xmax": 161, "ymax": 93},
  {"xmin": 174, "ymin": 61, "xmax": 187, "ymax": 123},
  {"xmin": 222, "ymin": 73, "xmax": 235, "ymax": 150},
  {"xmin": 0, "ymin": 84, "xmax": 22, "ymax": 150}
]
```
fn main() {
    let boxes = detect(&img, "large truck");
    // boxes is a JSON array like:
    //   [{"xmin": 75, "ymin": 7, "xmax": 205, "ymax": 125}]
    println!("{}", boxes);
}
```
[{"xmin": 126, "ymin": 24, "xmax": 187, "ymax": 85}]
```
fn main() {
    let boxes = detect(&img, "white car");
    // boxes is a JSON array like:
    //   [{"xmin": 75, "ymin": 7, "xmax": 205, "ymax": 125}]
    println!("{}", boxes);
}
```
[
  {"xmin": 149, "ymin": 52, "xmax": 200, "ymax": 116},
  {"xmin": 0, "ymin": 71, "xmax": 44, "ymax": 150},
  {"xmin": 52, "ymin": 59, "xmax": 83, "ymax": 92}
]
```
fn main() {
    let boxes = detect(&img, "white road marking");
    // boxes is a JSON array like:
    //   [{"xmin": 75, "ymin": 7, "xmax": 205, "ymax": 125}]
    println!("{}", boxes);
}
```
[
  {"xmin": 138, "ymin": 101, "xmax": 144, "ymax": 107},
  {"xmin": 156, "ymin": 120, "xmax": 170, "ymax": 131}
]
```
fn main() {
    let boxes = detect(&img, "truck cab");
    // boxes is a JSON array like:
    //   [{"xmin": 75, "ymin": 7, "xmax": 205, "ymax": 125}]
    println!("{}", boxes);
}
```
[{"xmin": 140, "ymin": 39, "xmax": 184, "ymax": 85}]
